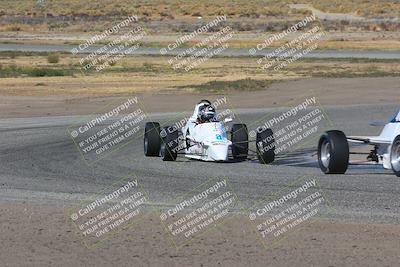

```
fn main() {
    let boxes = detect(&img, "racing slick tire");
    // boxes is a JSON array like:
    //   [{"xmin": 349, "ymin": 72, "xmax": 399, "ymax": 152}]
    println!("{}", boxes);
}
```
[
  {"xmin": 231, "ymin": 124, "xmax": 249, "ymax": 160},
  {"xmin": 160, "ymin": 126, "xmax": 178, "ymax": 161},
  {"xmin": 256, "ymin": 128, "xmax": 275, "ymax": 164},
  {"xmin": 318, "ymin": 130, "xmax": 349, "ymax": 174},
  {"xmin": 390, "ymin": 135, "xmax": 400, "ymax": 177},
  {"xmin": 144, "ymin": 122, "xmax": 161, "ymax": 156}
]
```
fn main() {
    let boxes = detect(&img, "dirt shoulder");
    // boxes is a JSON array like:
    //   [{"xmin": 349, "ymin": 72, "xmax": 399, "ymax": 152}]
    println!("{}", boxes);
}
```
[
  {"xmin": 0, "ymin": 77, "xmax": 398, "ymax": 118},
  {"xmin": 1, "ymin": 201, "xmax": 399, "ymax": 267}
]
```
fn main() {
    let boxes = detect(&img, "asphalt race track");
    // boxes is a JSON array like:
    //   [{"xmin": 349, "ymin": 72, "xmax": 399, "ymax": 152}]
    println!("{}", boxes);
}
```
[{"xmin": 1, "ymin": 103, "xmax": 399, "ymax": 225}]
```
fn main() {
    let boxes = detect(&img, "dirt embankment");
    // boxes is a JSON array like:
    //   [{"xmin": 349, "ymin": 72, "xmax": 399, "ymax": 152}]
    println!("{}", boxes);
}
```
[
  {"xmin": 0, "ymin": 77, "xmax": 399, "ymax": 118},
  {"xmin": 1, "ymin": 202, "xmax": 399, "ymax": 267}
]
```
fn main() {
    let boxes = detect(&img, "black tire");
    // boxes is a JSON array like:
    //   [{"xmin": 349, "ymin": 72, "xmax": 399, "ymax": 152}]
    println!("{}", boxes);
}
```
[
  {"xmin": 318, "ymin": 130, "xmax": 349, "ymax": 174},
  {"xmin": 144, "ymin": 122, "xmax": 161, "ymax": 156},
  {"xmin": 390, "ymin": 135, "xmax": 400, "ymax": 177},
  {"xmin": 231, "ymin": 124, "xmax": 248, "ymax": 160},
  {"xmin": 160, "ymin": 126, "xmax": 179, "ymax": 161},
  {"xmin": 256, "ymin": 128, "xmax": 275, "ymax": 164}
]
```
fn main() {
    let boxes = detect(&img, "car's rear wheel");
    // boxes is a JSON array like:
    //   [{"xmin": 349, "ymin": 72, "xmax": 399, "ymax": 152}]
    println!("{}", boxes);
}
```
[
  {"xmin": 144, "ymin": 122, "xmax": 161, "ymax": 156},
  {"xmin": 318, "ymin": 130, "xmax": 349, "ymax": 174},
  {"xmin": 390, "ymin": 135, "xmax": 400, "ymax": 177},
  {"xmin": 160, "ymin": 126, "xmax": 179, "ymax": 161},
  {"xmin": 256, "ymin": 128, "xmax": 275, "ymax": 164},
  {"xmin": 231, "ymin": 124, "xmax": 248, "ymax": 160}
]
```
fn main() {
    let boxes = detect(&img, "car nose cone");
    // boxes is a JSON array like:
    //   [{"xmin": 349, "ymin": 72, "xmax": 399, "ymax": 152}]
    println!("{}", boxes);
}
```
[{"xmin": 208, "ymin": 144, "xmax": 229, "ymax": 161}]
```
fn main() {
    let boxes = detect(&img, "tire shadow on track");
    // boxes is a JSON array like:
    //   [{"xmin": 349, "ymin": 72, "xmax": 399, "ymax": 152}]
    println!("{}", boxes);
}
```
[
  {"xmin": 271, "ymin": 147, "xmax": 319, "ymax": 168},
  {"xmin": 271, "ymin": 147, "xmax": 395, "ymax": 176}
]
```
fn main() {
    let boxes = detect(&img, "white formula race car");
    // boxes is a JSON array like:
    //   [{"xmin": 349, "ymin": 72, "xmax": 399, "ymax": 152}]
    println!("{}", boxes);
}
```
[
  {"xmin": 317, "ymin": 110, "xmax": 400, "ymax": 176},
  {"xmin": 144, "ymin": 100, "xmax": 275, "ymax": 164}
]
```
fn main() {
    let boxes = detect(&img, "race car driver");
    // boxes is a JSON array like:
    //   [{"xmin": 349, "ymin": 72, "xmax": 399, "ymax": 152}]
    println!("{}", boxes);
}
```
[
  {"xmin": 187, "ymin": 100, "xmax": 217, "ymax": 127},
  {"xmin": 197, "ymin": 103, "xmax": 216, "ymax": 124}
]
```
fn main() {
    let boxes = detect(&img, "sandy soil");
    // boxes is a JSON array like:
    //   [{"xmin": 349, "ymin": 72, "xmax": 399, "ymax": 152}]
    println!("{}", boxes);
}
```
[
  {"xmin": 0, "ymin": 77, "xmax": 398, "ymax": 118},
  {"xmin": 1, "ymin": 202, "xmax": 399, "ymax": 267}
]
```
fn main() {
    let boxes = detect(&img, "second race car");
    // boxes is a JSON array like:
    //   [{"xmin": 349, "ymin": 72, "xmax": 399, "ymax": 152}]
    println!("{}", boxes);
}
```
[
  {"xmin": 317, "ymin": 109, "xmax": 400, "ymax": 176},
  {"xmin": 144, "ymin": 100, "xmax": 275, "ymax": 164}
]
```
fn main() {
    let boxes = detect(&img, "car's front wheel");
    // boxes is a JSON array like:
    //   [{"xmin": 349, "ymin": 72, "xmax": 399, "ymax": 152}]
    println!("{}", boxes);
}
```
[
  {"xmin": 318, "ymin": 130, "xmax": 349, "ymax": 174},
  {"xmin": 390, "ymin": 135, "xmax": 400, "ymax": 177}
]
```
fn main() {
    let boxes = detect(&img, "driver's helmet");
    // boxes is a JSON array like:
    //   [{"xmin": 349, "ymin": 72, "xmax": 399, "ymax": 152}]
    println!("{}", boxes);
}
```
[{"xmin": 198, "ymin": 102, "xmax": 216, "ymax": 123}]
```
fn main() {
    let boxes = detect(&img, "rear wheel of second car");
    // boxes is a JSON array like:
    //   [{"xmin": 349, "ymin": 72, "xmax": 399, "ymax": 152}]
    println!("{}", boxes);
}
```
[
  {"xmin": 144, "ymin": 122, "xmax": 161, "ymax": 156},
  {"xmin": 160, "ymin": 126, "xmax": 179, "ymax": 161},
  {"xmin": 256, "ymin": 128, "xmax": 275, "ymax": 164},
  {"xmin": 231, "ymin": 124, "xmax": 248, "ymax": 160}
]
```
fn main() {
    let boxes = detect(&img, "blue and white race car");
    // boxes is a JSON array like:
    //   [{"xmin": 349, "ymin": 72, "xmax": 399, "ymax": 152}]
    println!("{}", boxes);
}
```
[{"xmin": 143, "ymin": 100, "xmax": 275, "ymax": 164}]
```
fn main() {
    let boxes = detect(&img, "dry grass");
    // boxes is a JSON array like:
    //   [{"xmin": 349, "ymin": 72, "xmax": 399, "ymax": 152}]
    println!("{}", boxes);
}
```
[
  {"xmin": 1, "ymin": 0, "xmax": 399, "ymax": 18},
  {"xmin": 311, "ymin": 40, "xmax": 400, "ymax": 51},
  {"xmin": 0, "ymin": 24, "xmax": 32, "ymax": 32},
  {"xmin": 0, "ymin": 54, "xmax": 398, "ymax": 96},
  {"xmin": 223, "ymin": 39, "xmax": 400, "ymax": 51}
]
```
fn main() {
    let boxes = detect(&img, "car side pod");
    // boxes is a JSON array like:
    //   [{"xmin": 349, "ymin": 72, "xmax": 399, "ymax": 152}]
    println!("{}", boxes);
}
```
[
  {"xmin": 318, "ymin": 130, "xmax": 349, "ymax": 174},
  {"xmin": 390, "ymin": 135, "xmax": 400, "ymax": 177}
]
